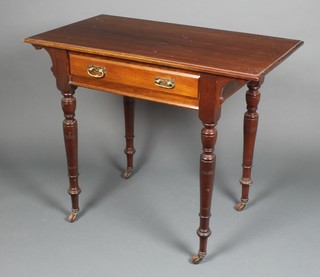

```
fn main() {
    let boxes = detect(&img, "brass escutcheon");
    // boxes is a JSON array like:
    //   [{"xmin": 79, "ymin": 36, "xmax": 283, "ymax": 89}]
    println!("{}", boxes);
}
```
[
  {"xmin": 87, "ymin": 65, "xmax": 106, "ymax": 78},
  {"xmin": 154, "ymin": 77, "xmax": 175, "ymax": 89}
]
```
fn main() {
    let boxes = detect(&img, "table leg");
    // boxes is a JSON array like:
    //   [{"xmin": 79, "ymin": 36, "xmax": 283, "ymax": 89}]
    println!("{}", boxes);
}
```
[
  {"xmin": 235, "ymin": 81, "xmax": 261, "ymax": 211},
  {"xmin": 192, "ymin": 122, "xmax": 217, "ymax": 264},
  {"xmin": 123, "ymin": 96, "xmax": 136, "ymax": 179},
  {"xmin": 61, "ymin": 89, "xmax": 81, "ymax": 222}
]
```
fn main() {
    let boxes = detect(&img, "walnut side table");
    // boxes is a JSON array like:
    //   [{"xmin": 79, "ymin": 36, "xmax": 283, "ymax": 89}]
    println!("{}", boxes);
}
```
[{"xmin": 24, "ymin": 15, "xmax": 303, "ymax": 264}]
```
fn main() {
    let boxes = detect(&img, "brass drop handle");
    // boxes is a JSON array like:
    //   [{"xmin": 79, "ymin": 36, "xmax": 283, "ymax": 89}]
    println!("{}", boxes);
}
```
[
  {"xmin": 87, "ymin": 65, "xmax": 106, "ymax": 78},
  {"xmin": 154, "ymin": 77, "xmax": 175, "ymax": 89}
]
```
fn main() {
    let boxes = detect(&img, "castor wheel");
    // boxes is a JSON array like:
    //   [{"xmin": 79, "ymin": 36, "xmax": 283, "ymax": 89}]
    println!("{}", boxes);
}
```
[
  {"xmin": 191, "ymin": 252, "xmax": 206, "ymax": 264},
  {"xmin": 68, "ymin": 209, "xmax": 79, "ymax": 222},
  {"xmin": 235, "ymin": 198, "xmax": 248, "ymax": 211},
  {"xmin": 123, "ymin": 168, "xmax": 133, "ymax": 179}
]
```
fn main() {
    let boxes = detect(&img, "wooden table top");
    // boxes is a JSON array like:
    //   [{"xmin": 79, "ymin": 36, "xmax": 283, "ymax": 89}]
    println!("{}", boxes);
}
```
[{"xmin": 25, "ymin": 14, "xmax": 303, "ymax": 81}]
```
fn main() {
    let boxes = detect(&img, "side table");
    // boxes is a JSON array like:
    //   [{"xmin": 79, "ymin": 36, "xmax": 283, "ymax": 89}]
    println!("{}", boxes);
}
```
[{"xmin": 24, "ymin": 15, "xmax": 303, "ymax": 263}]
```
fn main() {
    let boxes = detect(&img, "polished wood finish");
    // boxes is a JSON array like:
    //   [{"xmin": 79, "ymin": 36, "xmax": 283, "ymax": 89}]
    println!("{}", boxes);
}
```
[
  {"xmin": 235, "ymin": 81, "xmax": 262, "ymax": 211},
  {"xmin": 24, "ymin": 14, "xmax": 303, "ymax": 263},
  {"xmin": 44, "ymin": 48, "xmax": 81, "ymax": 222},
  {"xmin": 123, "ymin": 96, "xmax": 136, "ymax": 179},
  {"xmin": 69, "ymin": 52, "xmax": 200, "ymax": 109},
  {"xmin": 25, "ymin": 15, "xmax": 302, "ymax": 81}
]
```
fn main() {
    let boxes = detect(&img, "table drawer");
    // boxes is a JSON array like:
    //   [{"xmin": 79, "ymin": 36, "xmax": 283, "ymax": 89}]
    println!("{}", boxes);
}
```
[{"xmin": 69, "ymin": 53, "xmax": 200, "ymax": 104}]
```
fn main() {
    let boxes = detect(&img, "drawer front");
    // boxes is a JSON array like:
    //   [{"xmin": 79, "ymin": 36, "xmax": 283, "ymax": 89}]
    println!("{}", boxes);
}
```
[{"xmin": 69, "ymin": 53, "xmax": 200, "ymax": 105}]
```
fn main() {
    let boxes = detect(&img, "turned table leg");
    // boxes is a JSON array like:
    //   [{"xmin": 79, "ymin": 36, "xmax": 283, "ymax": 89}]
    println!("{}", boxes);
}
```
[
  {"xmin": 42, "ymin": 48, "xmax": 82, "ymax": 222},
  {"xmin": 61, "ymin": 88, "xmax": 81, "ymax": 222},
  {"xmin": 235, "ymin": 81, "xmax": 261, "ymax": 211},
  {"xmin": 192, "ymin": 122, "xmax": 217, "ymax": 264},
  {"xmin": 123, "ymin": 96, "xmax": 136, "ymax": 179},
  {"xmin": 192, "ymin": 74, "xmax": 225, "ymax": 264}
]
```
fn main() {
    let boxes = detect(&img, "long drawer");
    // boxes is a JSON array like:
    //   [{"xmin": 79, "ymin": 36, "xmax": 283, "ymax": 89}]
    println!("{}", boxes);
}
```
[{"xmin": 69, "ymin": 52, "xmax": 200, "ymax": 109}]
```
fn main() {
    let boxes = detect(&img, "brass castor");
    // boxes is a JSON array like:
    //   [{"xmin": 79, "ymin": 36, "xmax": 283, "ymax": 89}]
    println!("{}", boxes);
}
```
[
  {"xmin": 68, "ymin": 209, "xmax": 79, "ymax": 223},
  {"xmin": 191, "ymin": 252, "xmax": 206, "ymax": 264},
  {"xmin": 123, "ymin": 168, "xmax": 133, "ymax": 179},
  {"xmin": 235, "ymin": 198, "xmax": 248, "ymax": 211}
]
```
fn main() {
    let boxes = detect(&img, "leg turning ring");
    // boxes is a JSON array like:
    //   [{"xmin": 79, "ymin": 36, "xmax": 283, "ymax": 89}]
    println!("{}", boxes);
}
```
[
  {"xmin": 68, "ymin": 209, "xmax": 79, "ymax": 223},
  {"xmin": 192, "ymin": 251, "xmax": 206, "ymax": 264},
  {"xmin": 235, "ymin": 198, "xmax": 248, "ymax": 211},
  {"xmin": 123, "ymin": 167, "xmax": 133, "ymax": 179}
]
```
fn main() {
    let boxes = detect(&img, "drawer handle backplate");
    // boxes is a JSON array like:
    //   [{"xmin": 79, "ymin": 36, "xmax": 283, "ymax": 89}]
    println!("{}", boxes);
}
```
[
  {"xmin": 87, "ymin": 65, "xmax": 106, "ymax": 78},
  {"xmin": 154, "ymin": 77, "xmax": 175, "ymax": 89}
]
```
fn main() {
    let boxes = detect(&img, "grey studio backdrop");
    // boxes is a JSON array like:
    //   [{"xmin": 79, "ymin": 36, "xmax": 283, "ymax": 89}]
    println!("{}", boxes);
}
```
[{"xmin": 0, "ymin": 1, "xmax": 319, "ymax": 276}]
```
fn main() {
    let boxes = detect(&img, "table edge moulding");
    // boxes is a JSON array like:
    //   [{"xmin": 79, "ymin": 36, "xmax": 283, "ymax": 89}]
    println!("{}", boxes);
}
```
[{"xmin": 24, "ymin": 14, "xmax": 303, "ymax": 264}]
